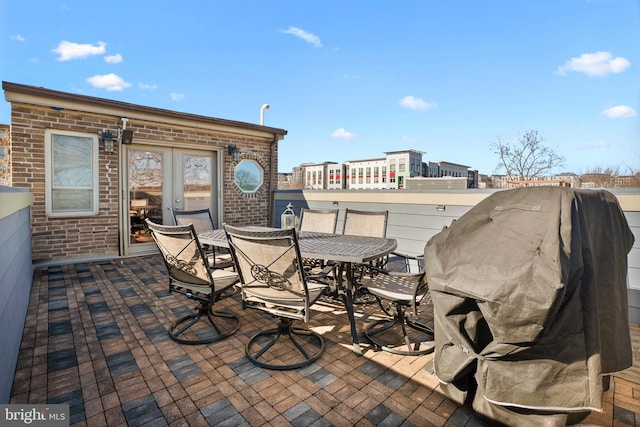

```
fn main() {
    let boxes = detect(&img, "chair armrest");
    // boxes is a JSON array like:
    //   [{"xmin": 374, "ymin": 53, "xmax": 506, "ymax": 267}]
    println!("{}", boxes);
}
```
[
  {"xmin": 388, "ymin": 252, "xmax": 424, "ymax": 274},
  {"xmin": 391, "ymin": 251, "xmax": 423, "ymax": 260}
]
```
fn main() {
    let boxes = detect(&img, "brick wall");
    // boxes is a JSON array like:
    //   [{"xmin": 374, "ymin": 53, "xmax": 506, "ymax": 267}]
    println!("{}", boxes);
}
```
[{"xmin": 9, "ymin": 103, "xmax": 278, "ymax": 263}]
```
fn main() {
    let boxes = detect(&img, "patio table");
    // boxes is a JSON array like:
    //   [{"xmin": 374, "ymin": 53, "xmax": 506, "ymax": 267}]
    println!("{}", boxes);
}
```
[{"xmin": 199, "ymin": 229, "xmax": 398, "ymax": 354}]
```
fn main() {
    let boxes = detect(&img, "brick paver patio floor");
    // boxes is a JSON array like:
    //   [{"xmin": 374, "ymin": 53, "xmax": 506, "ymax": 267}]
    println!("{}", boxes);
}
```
[{"xmin": 9, "ymin": 255, "xmax": 640, "ymax": 426}]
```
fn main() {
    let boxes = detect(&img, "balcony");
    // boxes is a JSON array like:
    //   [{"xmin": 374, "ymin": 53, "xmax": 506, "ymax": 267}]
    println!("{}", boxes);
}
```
[{"xmin": 2, "ymin": 187, "xmax": 640, "ymax": 425}]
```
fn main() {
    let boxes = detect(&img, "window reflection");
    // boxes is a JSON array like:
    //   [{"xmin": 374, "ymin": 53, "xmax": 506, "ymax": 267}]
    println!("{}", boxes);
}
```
[
  {"xmin": 183, "ymin": 155, "xmax": 212, "ymax": 210},
  {"xmin": 234, "ymin": 160, "xmax": 263, "ymax": 193},
  {"xmin": 129, "ymin": 150, "xmax": 163, "ymax": 244}
]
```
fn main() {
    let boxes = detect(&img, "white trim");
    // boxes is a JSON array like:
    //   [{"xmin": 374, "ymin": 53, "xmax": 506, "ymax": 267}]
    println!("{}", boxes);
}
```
[
  {"xmin": 434, "ymin": 373, "xmax": 602, "ymax": 413},
  {"xmin": 483, "ymin": 395, "xmax": 602, "ymax": 413},
  {"xmin": 6, "ymin": 90, "xmax": 279, "ymax": 139}
]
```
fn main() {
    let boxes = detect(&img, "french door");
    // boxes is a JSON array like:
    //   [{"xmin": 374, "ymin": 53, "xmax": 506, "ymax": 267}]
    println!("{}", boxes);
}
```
[{"xmin": 123, "ymin": 144, "xmax": 221, "ymax": 256}]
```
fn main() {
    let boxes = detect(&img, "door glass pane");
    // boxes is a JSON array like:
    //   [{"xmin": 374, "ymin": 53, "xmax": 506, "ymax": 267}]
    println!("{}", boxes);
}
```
[
  {"xmin": 183, "ymin": 154, "xmax": 212, "ymax": 211},
  {"xmin": 129, "ymin": 150, "xmax": 163, "ymax": 244}
]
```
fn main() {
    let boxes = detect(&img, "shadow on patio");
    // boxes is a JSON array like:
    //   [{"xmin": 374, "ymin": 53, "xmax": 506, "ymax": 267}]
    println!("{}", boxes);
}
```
[{"xmin": 9, "ymin": 255, "xmax": 640, "ymax": 426}]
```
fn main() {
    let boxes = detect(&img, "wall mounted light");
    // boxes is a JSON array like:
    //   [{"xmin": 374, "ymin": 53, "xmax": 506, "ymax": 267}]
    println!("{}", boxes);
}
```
[
  {"xmin": 121, "ymin": 129, "xmax": 134, "ymax": 145},
  {"xmin": 100, "ymin": 130, "xmax": 116, "ymax": 153},
  {"xmin": 99, "ymin": 127, "xmax": 135, "ymax": 152},
  {"xmin": 227, "ymin": 145, "xmax": 241, "ymax": 162},
  {"xmin": 436, "ymin": 205, "xmax": 446, "ymax": 212}
]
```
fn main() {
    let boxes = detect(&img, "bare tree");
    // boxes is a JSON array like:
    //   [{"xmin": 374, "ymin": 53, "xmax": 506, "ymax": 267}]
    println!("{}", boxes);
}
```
[
  {"xmin": 490, "ymin": 130, "xmax": 565, "ymax": 180},
  {"xmin": 234, "ymin": 169, "xmax": 260, "ymax": 191},
  {"xmin": 583, "ymin": 164, "xmax": 640, "ymax": 188}
]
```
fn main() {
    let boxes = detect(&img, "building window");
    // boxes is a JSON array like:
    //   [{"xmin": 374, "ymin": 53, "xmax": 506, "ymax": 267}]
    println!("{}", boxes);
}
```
[
  {"xmin": 45, "ymin": 130, "xmax": 99, "ymax": 217},
  {"xmin": 234, "ymin": 159, "xmax": 264, "ymax": 193}
]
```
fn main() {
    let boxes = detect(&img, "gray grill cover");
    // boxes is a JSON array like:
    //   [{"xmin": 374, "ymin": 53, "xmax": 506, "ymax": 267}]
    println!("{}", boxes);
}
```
[{"xmin": 424, "ymin": 187, "xmax": 634, "ymax": 426}]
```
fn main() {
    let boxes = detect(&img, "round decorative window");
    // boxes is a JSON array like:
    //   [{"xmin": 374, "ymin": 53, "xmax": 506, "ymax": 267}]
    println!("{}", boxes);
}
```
[{"xmin": 234, "ymin": 159, "xmax": 264, "ymax": 193}]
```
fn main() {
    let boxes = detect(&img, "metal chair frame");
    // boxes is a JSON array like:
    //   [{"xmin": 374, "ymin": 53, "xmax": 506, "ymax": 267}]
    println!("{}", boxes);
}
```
[
  {"xmin": 224, "ymin": 224, "xmax": 329, "ymax": 370},
  {"xmin": 146, "ymin": 219, "xmax": 240, "ymax": 345},
  {"xmin": 298, "ymin": 208, "xmax": 340, "ymax": 282},
  {"xmin": 363, "ymin": 263, "xmax": 434, "ymax": 355},
  {"xmin": 342, "ymin": 209, "xmax": 389, "ymax": 303},
  {"xmin": 173, "ymin": 208, "xmax": 234, "ymax": 269}
]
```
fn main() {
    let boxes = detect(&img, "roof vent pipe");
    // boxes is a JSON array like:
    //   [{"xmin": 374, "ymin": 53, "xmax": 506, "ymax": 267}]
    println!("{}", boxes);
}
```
[{"xmin": 260, "ymin": 104, "xmax": 270, "ymax": 125}]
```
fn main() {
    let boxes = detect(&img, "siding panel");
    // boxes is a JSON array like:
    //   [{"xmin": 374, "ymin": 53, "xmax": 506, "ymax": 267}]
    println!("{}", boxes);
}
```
[{"xmin": 275, "ymin": 189, "xmax": 640, "ymax": 323}]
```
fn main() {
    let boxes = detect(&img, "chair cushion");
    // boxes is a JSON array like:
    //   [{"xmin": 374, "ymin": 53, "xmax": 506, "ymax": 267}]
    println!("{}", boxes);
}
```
[{"xmin": 209, "ymin": 269, "xmax": 239, "ymax": 291}]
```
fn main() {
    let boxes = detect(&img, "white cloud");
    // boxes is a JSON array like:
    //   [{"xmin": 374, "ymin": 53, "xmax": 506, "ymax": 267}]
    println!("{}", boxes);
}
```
[
  {"xmin": 331, "ymin": 128, "xmax": 356, "ymax": 140},
  {"xmin": 53, "ymin": 41, "xmax": 106, "ymax": 61},
  {"xmin": 399, "ymin": 96, "xmax": 436, "ymax": 111},
  {"xmin": 602, "ymin": 105, "xmax": 637, "ymax": 118},
  {"xmin": 555, "ymin": 51, "xmax": 630, "ymax": 76},
  {"xmin": 580, "ymin": 140, "xmax": 611, "ymax": 149},
  {"xmin": 86, "ymin": 73, "xmax": 131, "ymax": 91},
  {"xmin": 11, "ymin": 34, "xmax": 25, "ymax": 42},
  {"xmin": 138, "ymin": 82, "xmax": 157, "ymax": 90},
  {"xmin": 104, "ymin": 54, "xmax": 122, "ymax": 64},
  {"xmin": 281, "ymin": 27, "xmax": 322, "ymax": 47},
  {"xmin": 170, "ymin": 92, "xmax": 185, "ymax": 101}
]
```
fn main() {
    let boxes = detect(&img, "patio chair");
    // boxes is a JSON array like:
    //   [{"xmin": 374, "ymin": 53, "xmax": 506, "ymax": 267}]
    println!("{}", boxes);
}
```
[
  {"xmin": 362, "ymin": 256, "xmax": 434, "ymax": 355},
  {"xmin": 146, "ymin": 219, "xmax": 240, "ymax": 345},
  {"xmin": 173, "ymin": 208, "xmax": 234, "ymax": 269},
  {"xmin": 298, "ymin": 208, "xmax": 339, "ymax": 281},
  {"xmin": 386, "ymin": 252, "xmax": 425, "ymax": 275},
  {"xmin": 298, "ymin": 208, "xmax": 339, "ymax": 233},
  {"xmin": 224, "ymin": 224, "xmax": 330, "ymax": 370},
  {"xmin": 342, "ymin": 208, "xmax": 388, "ymax": 238},
  {"xmin": 341, "ymin": 209, "xmax": 389, "ymax": 303}
]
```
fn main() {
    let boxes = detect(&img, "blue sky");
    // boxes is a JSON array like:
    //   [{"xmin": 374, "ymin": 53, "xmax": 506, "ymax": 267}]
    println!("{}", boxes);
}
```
[{"xmin": 1, "ymin": 1, "xmax": 638, "ymax": 175}]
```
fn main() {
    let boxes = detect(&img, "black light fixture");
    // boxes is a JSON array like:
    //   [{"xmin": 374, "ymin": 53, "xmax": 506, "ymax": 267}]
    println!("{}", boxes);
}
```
[
  {"xmin": 227, "ymin": 145, "xmax": 241, "ymax": 162},
  {"xmin": 100, "ymin": 130, "xmax": 116, "ymax": 153},
  {"xmin": 121, "ymin": 129, "xmax": 134, "ymax": 145}
]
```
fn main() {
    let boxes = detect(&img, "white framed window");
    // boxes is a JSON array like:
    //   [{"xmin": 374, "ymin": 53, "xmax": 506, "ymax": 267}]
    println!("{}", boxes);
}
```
[{"xmin": 45, "ymin": 129, "xmax": 99, "ymax": 217}]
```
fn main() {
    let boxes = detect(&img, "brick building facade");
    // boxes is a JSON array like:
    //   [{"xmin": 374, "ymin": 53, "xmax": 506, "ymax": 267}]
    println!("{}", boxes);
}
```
[{"xmin": 3, "ymin": 81, "xmax": 287, "ymax": 264}]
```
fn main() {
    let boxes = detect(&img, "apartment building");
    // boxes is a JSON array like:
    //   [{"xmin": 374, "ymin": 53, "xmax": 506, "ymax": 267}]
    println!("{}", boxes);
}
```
[
  {"xmin": 303, "ymin": 162, "xmax": 343, "ymax": 189},
  {"xmin": 345, "ymin": 157, "xmax": 389, "ymax": 189},
  {"xmin": 345, "ymin": 151, "xmax": 423, "ymax": 190},
  {"xmin": 294, "ymin": 149, "xmax": 482, "ymax": 190}
]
